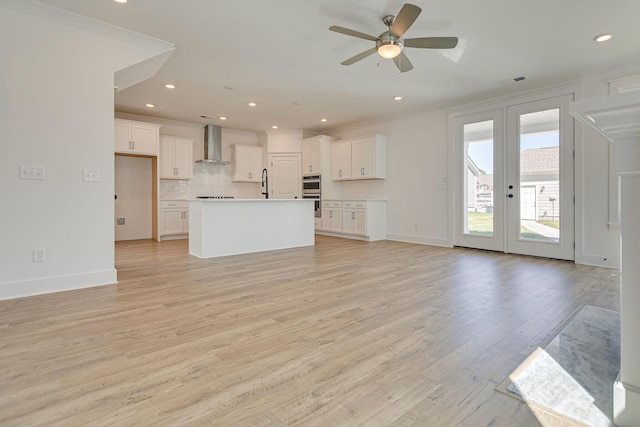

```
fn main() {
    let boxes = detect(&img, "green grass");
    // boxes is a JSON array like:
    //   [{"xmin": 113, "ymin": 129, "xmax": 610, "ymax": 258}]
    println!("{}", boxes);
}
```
[{"xmin": 466, "ymin": 211, "xmax": 554, "ymax": 241}]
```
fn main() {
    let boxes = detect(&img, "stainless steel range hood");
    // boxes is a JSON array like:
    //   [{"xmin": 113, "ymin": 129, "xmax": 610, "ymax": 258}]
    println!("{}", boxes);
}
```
[{"xmin": 197, "ymin": 125, "xmax": 231, "ymax": 164}]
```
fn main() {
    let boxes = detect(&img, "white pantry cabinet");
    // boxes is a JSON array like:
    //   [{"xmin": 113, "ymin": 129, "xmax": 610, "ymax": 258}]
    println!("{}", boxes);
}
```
[
  {"xmin": 160, "ymin": 136, "xmax": 193, "ymax": 179},
  {"xmin": 159, "ymin": 200, "xmax": 188, "ymax": 240},
  {"xmin": 319, "ymin": 200, "xmax": 386, "ymax": 241},
  {"xmin": 331, "ymin": 134, "xmax": 386, "ymax": 181},
  {"xmin": 231, "ymin": 145, "xmax": 263, "ymax": 182},
  {"xmin": 115, "ymin": 119, "xmax": 161, "ymax": 156}
]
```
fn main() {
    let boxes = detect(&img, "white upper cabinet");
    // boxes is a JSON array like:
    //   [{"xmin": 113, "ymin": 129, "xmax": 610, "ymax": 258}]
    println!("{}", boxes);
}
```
[
  {"xmin": 331, "ymin": 134, "xmax": 386, "ymax": 181},
  {"xmin": 231, "ymin": 144, "xmax": 263, "ymax": 182},
  {"xmin": 160, "ymin": 136, "xmax": 193, "ymax": 179},
  {"xmin": 330, "ymin": 141, "xmax": 352, "ymax": 180},
  {"xmin": 114, "ymin": 119, "xmax": 161, "ymax": 156},
  {"xmin": 302, "ymin": 137, "xmax": 323, "ymax": 175}
]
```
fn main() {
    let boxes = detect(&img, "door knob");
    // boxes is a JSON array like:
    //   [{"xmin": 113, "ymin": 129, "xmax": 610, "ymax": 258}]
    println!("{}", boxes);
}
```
[{"xmin": 507, "ymin": 194, "xmax": 514, "ymax": 198}]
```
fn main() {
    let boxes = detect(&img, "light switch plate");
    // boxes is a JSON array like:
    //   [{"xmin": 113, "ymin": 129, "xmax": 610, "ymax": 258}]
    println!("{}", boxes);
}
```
[
  {"xmin": 83, "ymin": 168, "xmax": 101, "ymax": 182},
  {"xmin": 19, "ymin": 166, "xmax": 45, "ymax": 180}
]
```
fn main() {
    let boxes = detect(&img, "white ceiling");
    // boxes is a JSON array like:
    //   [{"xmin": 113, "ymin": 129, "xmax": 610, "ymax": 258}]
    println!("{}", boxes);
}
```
[{"xmin": 36, "ymin": 0, "xmax": 640, "ymax": 133}]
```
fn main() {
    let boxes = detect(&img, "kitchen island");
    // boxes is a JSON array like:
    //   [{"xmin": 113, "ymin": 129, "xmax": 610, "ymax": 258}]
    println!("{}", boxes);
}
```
[{"xmin": 188, "ymin": 199, "xmax": 315, "ymax": 258}]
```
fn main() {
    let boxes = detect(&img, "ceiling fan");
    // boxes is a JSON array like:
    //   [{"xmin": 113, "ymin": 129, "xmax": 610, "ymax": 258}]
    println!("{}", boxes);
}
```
[{"xmin": 329, "ymin": 3, "xmax": 458, "ymax": 73}]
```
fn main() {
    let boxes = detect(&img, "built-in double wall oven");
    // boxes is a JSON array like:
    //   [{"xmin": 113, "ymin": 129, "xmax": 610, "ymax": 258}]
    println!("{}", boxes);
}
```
[{"xmin": 302, "ymin": 175, "xmax": 321, "ymax": 217}]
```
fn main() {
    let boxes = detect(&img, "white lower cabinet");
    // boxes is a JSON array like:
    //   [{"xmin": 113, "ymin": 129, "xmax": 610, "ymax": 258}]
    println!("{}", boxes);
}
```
[
  {"xmin": 321, "ymin": 201, "xmax": 343, "ymax": 233},
  {"xmin": 320, "ymin": 200, "xmax": 385, "ymax": 241},
  {"xmin": 160, "ymin": 201, "xmax": 188, "ymax": 240},
  {"xmin": 342, "ymin": 201, "xmax": 367, "ymax": 236}
]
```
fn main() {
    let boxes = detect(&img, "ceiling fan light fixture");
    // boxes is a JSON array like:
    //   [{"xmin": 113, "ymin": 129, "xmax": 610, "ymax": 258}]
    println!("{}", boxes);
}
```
[
  {"xmin": 378, "ymin": 43, "xmax": 402, "ymax": 59},
  {"xmin": 377, "ymin": 32, "xmax": 403, "ymax": 59}
]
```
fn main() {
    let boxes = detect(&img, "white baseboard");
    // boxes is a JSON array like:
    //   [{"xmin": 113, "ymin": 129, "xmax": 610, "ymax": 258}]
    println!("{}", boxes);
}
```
[
  {"xmin": 614, "ymin": 377, "xmax": 640, "ymax": 426},
  {"xmin": 577, "ymin": 253, "xmax": 620, "ymax": 269},
  {"xmin": 0, "ymin": 269, "xmax": 117, "ymax": 301},
  {"xmin": 385, "ymin": 233, "xmax": 452, "ymax": 248}
]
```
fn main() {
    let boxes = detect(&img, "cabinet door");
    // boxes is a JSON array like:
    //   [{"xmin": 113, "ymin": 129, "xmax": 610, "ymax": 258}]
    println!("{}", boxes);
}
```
[
  {"xmin": 353, "ymin": 209, "xmax": 366, "ymax": 235},
  {"xmin": 159, "ymin": 138, "xmax": 176, "ymax": 178},
  {"xmin": 234, "ymin": 146, "xmax": 263, "ymax": 182},
  {"xmin": 174, "ymin": 139, "xmax": 193, "ymax": 179},
  {"xmin": 114, "ymin": 122, "xmax": 132, "ymax": 152},
  {"xmin": 160, "ymin": 208, "xmax": 185, "ymax": 235},
  {"xmin": 331, "ymin": 142, "xmax": 352, "ymax": 180},
  {"xmin": 131, "ymin": 124, "xmax": 158, "ymax": 155},
  {"xmin": 248, "ymin": 148, "xmax": 263, "ymax": 181},
  {"xmin": 302, "ymin": 141, "xmax": 314, "ymax": 175},
  {"xmin": 351, "ymin": 139, "xmax": 375, "ymax": 179},
  {"xmin": 324, "ymin": 208, "xmax": 342, "ymax": 232}
]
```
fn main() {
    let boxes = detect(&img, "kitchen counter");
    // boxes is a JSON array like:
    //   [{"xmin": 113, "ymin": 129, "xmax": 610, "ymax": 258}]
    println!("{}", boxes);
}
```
[{"xmin": 188, "ymin": 199, "xmax": 315, "ymax": 258}]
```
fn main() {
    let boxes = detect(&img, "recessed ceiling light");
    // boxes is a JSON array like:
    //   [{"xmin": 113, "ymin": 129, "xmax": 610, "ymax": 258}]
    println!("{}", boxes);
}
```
[
  {"xmin": 145, "ymin": 103, "xmax": 155, "ymax": 108},
  {"xmin": 593, "ymin": 33, "xmax": 612, "ymax": 42},
  {"xmin": 114, "ymin": 0, "xmax": 127, "ymax": 3},
  {"xmin": 164, "ymin": 84, "xmax": 175, "ymax": 89},
  {"xmin": 219, "ymin": 116, "xmax": 227, "ymax": 120},
  {"xmin": 321, "ymin": 118, "xmax": 328, "ymax": 122},
  {"xmin": 393, "ymin": 96, "xmax": 403, "ymax": 101},
  {"xmin": 248, "ymin": 102, "xmax": 256, "ymax": 107},
  {"xmin": 272, "ymin": 125, "xmax": 278, "ymax": 129}
]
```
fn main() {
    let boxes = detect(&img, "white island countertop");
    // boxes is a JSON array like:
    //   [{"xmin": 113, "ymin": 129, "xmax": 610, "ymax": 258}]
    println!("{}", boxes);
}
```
[{"xmin": 188, "ymin": 198, "xmax": 315, "ymax": 258}]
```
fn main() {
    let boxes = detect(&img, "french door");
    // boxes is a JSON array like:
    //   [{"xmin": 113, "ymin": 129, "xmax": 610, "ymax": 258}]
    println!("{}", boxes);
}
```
[{"xmin": 453, "ymin": 94, "xmax": 575, "ymax": 260}]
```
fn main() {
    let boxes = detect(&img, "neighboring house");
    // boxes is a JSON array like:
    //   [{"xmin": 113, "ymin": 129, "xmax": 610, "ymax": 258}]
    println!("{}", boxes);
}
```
[
  {"xmin": 520, "ymin": 146, "xmax": 560, "ymax": 221},
  {"xmin": 466, "ymin": 158, "xmax": 480, "ymax": 210},
  {"xmin": 466, "ymin": 158, "xmax": 494, "ymax": 213}
]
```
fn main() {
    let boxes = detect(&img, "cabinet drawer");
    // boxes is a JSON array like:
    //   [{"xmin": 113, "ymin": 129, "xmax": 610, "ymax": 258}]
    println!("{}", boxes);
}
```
[
  {"xmin": 342, "ymin": 201, "xmax": 366, "ymax": 208},
  {"xmin": 322, "ymin": 201, "xmax": 343, "ymax": 208},
  {"xmin": 160, "ymin": 201, "xmax": 188, "ymax": 209}
]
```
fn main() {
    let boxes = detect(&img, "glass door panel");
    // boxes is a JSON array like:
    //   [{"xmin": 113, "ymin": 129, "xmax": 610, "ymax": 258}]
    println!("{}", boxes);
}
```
[
  {"xmin": 518, "ymin": 108, "xmax": 560, "ymax": 242},
  {"xmin": 454, "ymin": 109, "xmax": 505, "ymax": 252},
  {"xmin": 464, "ymin": 120, "xmax": 495, "ymax": 237},
  {"xmin": 506, "ymin": 94, "xmax": 574, "ymax": 260}
]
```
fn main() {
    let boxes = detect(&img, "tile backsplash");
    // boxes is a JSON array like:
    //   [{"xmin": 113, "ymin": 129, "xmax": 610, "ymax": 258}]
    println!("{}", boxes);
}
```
[{"xmin": 160, "ymin": 163, "xmax": 261, "ymax": 200}]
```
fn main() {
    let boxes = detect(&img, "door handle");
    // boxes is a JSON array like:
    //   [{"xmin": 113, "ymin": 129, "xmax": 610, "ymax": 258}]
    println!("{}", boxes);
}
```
[{"xmin": 507, "ymin": 194, "xmax": 514, "ymax": 198}]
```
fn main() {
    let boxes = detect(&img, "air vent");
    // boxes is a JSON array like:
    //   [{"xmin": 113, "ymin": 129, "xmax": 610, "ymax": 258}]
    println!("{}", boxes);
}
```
[
  {"xmin": 513, "ymin": 76, "xmax": 526, "ymax": 82},
  {"xmin": 116, "ymin": 217, "xmax": 126, "ymax": 226}
]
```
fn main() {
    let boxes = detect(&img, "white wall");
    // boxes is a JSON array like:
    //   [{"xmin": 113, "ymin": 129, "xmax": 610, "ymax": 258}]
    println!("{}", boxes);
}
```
[
  {"xmin": 328, "ymin": 58, "xmax": 640, "ymax": 266},
  {"xmin": 0, "ymin": 2, "xmax": 173, "ymax": 299}
]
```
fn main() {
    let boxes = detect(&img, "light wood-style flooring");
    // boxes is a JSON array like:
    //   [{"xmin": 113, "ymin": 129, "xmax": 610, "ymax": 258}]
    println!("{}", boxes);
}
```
[{"xmin": 0, "ymin": 236, "xmax": 620, "ymax": 426}]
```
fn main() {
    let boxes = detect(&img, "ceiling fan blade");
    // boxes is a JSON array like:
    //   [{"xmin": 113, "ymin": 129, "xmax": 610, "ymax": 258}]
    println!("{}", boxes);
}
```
[
  {"xmin": 329, "ymin": 26, "xmax": 378, "ymax": 41},
  {"xmin": 390, "ymin": 3, "xmax": 422, "ymax": 37},
  {"xmin": 341, "ymin": 47, "xmax": 377, "ymax": 65},
  {"xmin": 404, "ymin": 37, "xmax": 459, "ymax": 49},
  {"xmin": 393, "ymin": 51, "xmax": 414, "ymax": 73}
]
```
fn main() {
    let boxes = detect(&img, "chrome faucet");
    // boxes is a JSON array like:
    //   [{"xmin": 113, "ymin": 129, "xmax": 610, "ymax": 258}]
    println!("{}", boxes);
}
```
[{"xmin": 261, "ymin": 168, "xmax": 269, "ymax": 199}]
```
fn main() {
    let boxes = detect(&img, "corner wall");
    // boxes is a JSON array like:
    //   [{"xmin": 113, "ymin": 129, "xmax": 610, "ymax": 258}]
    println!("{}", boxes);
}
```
[{"xmin": 0, "ymin": 2, "xmax": 173, "ymax": 299}]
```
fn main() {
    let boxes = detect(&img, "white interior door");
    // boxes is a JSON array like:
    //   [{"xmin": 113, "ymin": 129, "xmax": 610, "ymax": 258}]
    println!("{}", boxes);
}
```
[
  {"xmin": 454, "ymin": 94, "xmax": 574, "ymax": 260},
  {"xmin": 269, "ymin": 154, "xmax": 301, "ymax": 199}
]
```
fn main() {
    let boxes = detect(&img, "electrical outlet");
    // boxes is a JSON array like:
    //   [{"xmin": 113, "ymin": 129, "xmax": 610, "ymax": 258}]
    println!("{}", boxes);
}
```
[
  {"xmin": 116, "ymin": 217, "xmax": 126, "ymax": 226},
  {"xmin": 83, "ymin": 168, "xmax": 101, "ymax": 182},
  {"xmin": 414, "ymin": 223, "xmax": 418, "ymax": 230},
  {"xmin": 19, "ymin": 166, "xmax": 45, "ymax": 180},
  {"xmin": 33, "ymin": 248, "xmax": 45, "ymax": 262}
]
